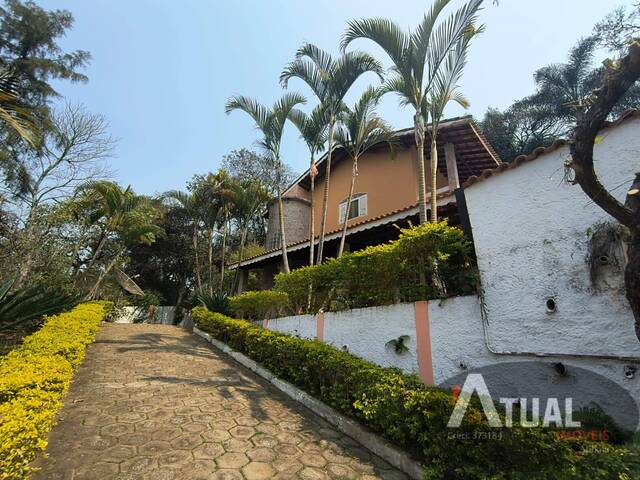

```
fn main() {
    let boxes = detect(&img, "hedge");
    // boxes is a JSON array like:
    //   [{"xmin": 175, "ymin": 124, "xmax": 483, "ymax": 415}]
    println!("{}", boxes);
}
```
[
  {"xmin": 0, "ymin": 302, "xmax": 111, "ymax": 480},
  {"xmin": 193, "ymin": 307, "xmax": 639, "ymax": 480},
  {"xmin": 228, "ymin": 290, "xmax": 289, "ymax": 321},
  {"xmin": 275, "ymin": 221, "xmax": 479, "ymax": 314}
]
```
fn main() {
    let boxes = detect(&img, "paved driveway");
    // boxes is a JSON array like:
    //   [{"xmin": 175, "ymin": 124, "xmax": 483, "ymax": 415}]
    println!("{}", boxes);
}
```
[{"xmin": 33, "ymin": 324, "xmax": 407, "ymax": 480}]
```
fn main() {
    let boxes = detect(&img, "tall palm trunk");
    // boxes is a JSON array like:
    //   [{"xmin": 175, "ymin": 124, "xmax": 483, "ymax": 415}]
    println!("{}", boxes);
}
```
[
  {"xmin": 219, "ymin": 211, "xmax": 228, "ymax": 289},
  {"xmin": 276, "ymin": 179, "xmax": 290, "ymax": 274},
  {"xmin": 414, "ymin": 112, "xmax": 429, "ymax": 224},
  {"xmin": 317, "ymin": 119, "xmax": 335, "ymax": 263},
  {"xmin": 337, "ymin": 157, "xmax": 358, "ymax": 258},
  {"xmin": 308, "ymin": 155, "xmax": 316, "ymax": 266},
  {"xmin": 233, "ymin": 225, "xmax": 249, "ymax": 292},
  {"xmin": 192, "ymin": 224, "xmax": 203, "ymax": 294},
  {"xmin": 207, "ymin": 228, "xmax": 214, "ymax": 295},
  {"xmin": 430, "ymin": 134, "xmax": 439, "ymax": 223}
]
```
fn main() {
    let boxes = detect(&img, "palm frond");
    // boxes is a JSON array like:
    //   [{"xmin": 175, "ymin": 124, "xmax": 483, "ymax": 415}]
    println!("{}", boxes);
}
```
[
  {"xmin": 280, "ymin": 57, "xmax": 328, "ymax": 99},
  {"xmin": 341, "ymin": 17, "xmax": 410, "ymax": 71},
  {"xmin": 224, "ymin": 95, "xmax": 271, "ymax": 132}
]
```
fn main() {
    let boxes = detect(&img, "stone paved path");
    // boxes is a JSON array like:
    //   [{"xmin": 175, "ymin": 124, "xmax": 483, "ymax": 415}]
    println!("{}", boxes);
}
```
[{"xmin": 33, "ymin": 324, "xmax": 407, "ymax": 480}]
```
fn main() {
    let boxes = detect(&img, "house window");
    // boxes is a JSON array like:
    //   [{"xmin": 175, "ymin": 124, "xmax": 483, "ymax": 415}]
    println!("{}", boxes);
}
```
[{"xmin": 339, "ymin": 193, "xmax": 367, "ymax": 224}]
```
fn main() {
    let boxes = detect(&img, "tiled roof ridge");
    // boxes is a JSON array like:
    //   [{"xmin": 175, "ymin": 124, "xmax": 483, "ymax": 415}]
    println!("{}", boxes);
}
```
[{"xmin": 463, "ymin": 109, "xmax": 640, "ymax": 188}]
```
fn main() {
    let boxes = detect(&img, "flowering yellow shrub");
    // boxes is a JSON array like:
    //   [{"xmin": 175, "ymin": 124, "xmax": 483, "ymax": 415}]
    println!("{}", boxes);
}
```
[{"xmin": 0, "ymin": 302, "xmax": 111, "ymax": 480}]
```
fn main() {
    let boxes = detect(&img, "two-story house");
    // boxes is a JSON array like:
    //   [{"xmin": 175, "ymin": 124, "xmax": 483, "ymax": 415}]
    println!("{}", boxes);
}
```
[{"xmin": 231, "ymin": 115, "xmax": 502, "ymax": 291}]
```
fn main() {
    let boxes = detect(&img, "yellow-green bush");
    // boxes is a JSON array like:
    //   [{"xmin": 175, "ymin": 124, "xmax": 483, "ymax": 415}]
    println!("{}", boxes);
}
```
[
  {"xmin": 193, "ymin": 307, "xmax": 640, "ymax": 480},
  {"xmin": 0, "ymin": 302, "xmax": 111, "ymax": 480},
  {"xmin": 275, "ymin": 221, "xmax": 479, "ymax": 313},
  {"xmin": 228, "ymin": 290, "xmax": 289, "ymax": 321}
]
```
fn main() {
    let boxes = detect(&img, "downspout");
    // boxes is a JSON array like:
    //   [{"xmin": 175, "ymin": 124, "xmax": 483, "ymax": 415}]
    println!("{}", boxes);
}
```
[{"xmin": 456, "ymin": 186, "xmax": 640, "ymax": 363}]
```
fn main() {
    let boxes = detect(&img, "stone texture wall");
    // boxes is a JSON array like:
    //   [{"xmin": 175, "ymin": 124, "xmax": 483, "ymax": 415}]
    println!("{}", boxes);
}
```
[{"xmin": 265, "ymin": 198, "xmax": 310, "ymax": 250}]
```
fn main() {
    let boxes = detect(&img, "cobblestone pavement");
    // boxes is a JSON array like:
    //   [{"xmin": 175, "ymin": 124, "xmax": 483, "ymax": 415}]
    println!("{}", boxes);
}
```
[{"xmin": 33, "ymin": 324, "xmax": 407, "ymax": 480}]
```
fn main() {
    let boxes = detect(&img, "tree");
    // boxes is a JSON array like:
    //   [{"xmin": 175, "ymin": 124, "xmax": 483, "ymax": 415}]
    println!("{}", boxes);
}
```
[
  {"xmin": 163, "ymin": 189, "xmax": 206, "ymax": 294},
  {"xmin": 0, "ymin": 67, "xmax": 38, "ymax": 146},
  {"xmin": 426, "ymin": 25, "xmax": 479, "ymax": 221},
  {"xmin": 288, "ymin": 105, "xmax": 326, "ymax": 265},
  {"xmin": 221, "ymin": 148, "xmax": 296, "ymax": 197},
  {"xmin": 77, "ymin": 181, "xmax": 163, "ymax": 299},
  {"xmin": 568, "ymin": 41, "xmax": 640, "ymax": 341},
  {"xmin": 225, "ymin": 92, "xmax": 306, "ymax": 274},
  {"xmin": 341, "ymin": 0, "xmax": 484, "ymax": 224},
  {"xmin": 333, "ymin": 87, "xmax": 395, "ymax": 257},
  {"xmin": 594, "ymin": 2, "xmax": 640, "ymax": 54},
  {"xmin": 0, "ymin": 0, "xmax": 90, "ymax": 109},
  {"xmin": 230, "ymin": 179, "xmax": 269, "ymax": 290},
  {"xmin": 1, "ymin": 103, "xmax": 113, "ymax": 224},
  {"xmin": 126, "ymin": 206, "xmax": 194, "ymax": 309},
  {"xmin": 280, "ymin": 43, "xmax": 383, "ymax": 263}
]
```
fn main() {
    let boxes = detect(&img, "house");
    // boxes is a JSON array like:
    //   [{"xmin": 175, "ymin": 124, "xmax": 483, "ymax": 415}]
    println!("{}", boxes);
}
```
[
  {"xmin": 253, "ymin": 110, "xmax": 640, "ymax": 429},
  {"xmin": 231, "ymin": 115, "xmax": 501, "ymax": 291}
]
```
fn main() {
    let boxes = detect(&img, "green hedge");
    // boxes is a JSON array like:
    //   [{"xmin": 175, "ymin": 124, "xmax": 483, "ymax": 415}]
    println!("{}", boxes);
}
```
[
  {"xmin": 229, "ymin": 290, "xmax": 289, "ymax": 321},
  {"xmin": 193, "ymin": 307, "xmax": 639, "ymax": 480},
  {"xmin": 0, "ymin": 302, "xmax": 111, "ymax": 480},
  {"xmin": 275, "ymin": 221, "xmax": 479, "ymax": 314}
]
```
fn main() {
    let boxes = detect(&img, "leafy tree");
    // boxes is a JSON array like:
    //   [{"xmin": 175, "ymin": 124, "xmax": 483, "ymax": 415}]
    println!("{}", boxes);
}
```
[
  {"xmin": 594, "ymin": 2, "xmax": 640, "ymax": 54},
  {"xmin": 225, "ymin": 92, "xmax": 306, "ymax": 273},
  {"xmin": 221, "ymin": 148, "xmax": 296, "ymax": 197},
  {"xmin": 333, "ymin": 87, "xmax": 395, "ymax": 257},
  {"xmin": 76, "ymin": 181, "xmax": 163, "ymax": 299},
  {"xmin": 569, "ymin": 41, "xmax": 640, "ymax": 342},
  {"xmin": 0, "ymin": 67, "xmax": 37, "ymax": 146},
  {"xmin": 288, "ymin": 105, "xmax": 326, "ymax": 265},
  {"xmin": 0, "ymin": 0, "xmax": 90, "ymax": 109},
  {"xmin": 125, "ymin": 206, "xmax": 194, "ymax": 309},
  {"xmin": 229, "ymin": 179, "xmax": 269, "ymax": 290},
  {"xmin": 341, "ymin": 0, "xmax": 484, "ymax": 224},
  {"xmin": 280, "ymin": 43, "xmax": 383, "ymax": 263}
]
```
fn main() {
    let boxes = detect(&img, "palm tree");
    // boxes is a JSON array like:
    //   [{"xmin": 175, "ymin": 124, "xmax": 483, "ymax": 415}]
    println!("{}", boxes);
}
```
[
  {"xmin": 333, "ymin": 87, "xmax": 396, "ymax": 257},
  {"xmin": 225, "ymin": 92, "xmax": 306, "ymax": 273},
  {"xmin": 164, "ymin": 189, "xmax": 205, "ymax": 293},
  {"xmin": 288, "ymin": 105, "xmax": 327, "ymax": 266},
  {"xmin": 80, "ymin": 181, "xmax": 163, "ymax": 299},
  {"xmin": 280, "ymin": 44, "xmax": 383, "ymax": 263},
  {"xmin": 341, "ymin": 0, "xmax": 484, "ymax": 223},
  {"xmin": 426, "ymin": 26, "xmax": 479, "ymax": 221},
  {"xmin": 230, "ymin": 179, "xmax": 269, "ymax": 291},
  {"xmin": 0, "ymin": 67, "xmax": 39, "ymax": 147},
  {"xmin": 206, "ymin": 170, "xmax": 235, "ymax": 291}
]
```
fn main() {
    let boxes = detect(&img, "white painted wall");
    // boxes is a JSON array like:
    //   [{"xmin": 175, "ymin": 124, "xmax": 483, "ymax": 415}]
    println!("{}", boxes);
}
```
[
  {"xmin": 112, "ymin": 306, "xmax": 175, "ymax": 324},
  {"xmin": 268, "ymin": 313, "xmax": 316, "ymax": 339},
  {"xmin": 324, "ymin": 303, "xmax": 419, "ymax": 373},
  {"xmin": 465, "ymin": 117, "xmax": 640, "ymax": 359}
]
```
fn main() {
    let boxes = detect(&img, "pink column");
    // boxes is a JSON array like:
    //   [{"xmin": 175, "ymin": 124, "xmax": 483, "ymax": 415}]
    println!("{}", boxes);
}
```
[
  {"xmin": 316, "ymin": 311, "xmax": 325, "ymax": 342},
  {"xmin": 262, "ymin": 319, "xmax": 269, "ymax": 329},
  {"xmin": 414, "ymin": 301, "xmax": 434, "ymax": 385}
]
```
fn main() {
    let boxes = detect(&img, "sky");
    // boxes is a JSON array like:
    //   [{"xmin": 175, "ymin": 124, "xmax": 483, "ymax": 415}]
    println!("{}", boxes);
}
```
[{"xmin": 38, "ymin": 0, "xmax": 630, "ymax": 196}]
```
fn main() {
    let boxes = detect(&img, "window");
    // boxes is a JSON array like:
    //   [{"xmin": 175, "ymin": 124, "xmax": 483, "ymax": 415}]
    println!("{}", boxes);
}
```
[{"xmin": 339, "ymin": 193, "xmax": 367, "ymax": 224}]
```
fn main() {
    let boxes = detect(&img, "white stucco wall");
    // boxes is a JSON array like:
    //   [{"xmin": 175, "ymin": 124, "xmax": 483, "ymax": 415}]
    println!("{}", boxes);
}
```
[
  {"xmin": 268, "ymin": 313, "xmax": 317, "ymax": 340},
  {"xmin": 323, "ymin": 303, "xmax": 419, "ymax": 373},
  {"xmin": 464, "ymin": 116, "xmax": 640, "ymax": 359}
]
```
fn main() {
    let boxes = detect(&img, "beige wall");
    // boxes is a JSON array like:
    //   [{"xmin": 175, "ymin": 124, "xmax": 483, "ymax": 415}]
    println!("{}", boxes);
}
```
[{"xmin": 312, "ymin": 146, "xmax": 447, "ymax": 234}]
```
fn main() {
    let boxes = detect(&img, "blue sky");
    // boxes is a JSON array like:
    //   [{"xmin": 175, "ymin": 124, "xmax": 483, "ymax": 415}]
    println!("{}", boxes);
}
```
[{"xmin": 39, "ymin": 0, "xmax": 628, "ymax": 196}]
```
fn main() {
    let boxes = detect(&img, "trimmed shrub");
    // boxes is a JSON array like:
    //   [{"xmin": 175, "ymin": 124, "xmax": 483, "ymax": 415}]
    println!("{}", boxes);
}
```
[
  {"xmin": 275, "ymin": 221, "xmax": 479, "ymax": 313},
  {"xmin": 0, "ymin": 302, "xmax": 111, "ymax": 480},
  {"xmin": 228, "ymin": 290, "xmax": 289, "ymax": 321},
  {"xmin": 193, "ymin": 307, "xmax": 639, "ymax": 480}
]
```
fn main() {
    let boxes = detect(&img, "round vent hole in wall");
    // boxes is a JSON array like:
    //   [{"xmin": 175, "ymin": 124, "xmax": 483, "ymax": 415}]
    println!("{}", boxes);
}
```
[{"xmin": 546, "ymin": 298, "xmax": 557, "ymax": 313}]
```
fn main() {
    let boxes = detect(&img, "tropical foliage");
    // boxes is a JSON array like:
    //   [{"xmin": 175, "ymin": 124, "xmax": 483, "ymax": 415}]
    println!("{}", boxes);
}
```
[
  {"xmin": 193, "ymin": 308, "xmax": 640, "ymax": 480},
  {"xmin": 0, "ymin": 302, "xmax": 111, "ymax": 480}
]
